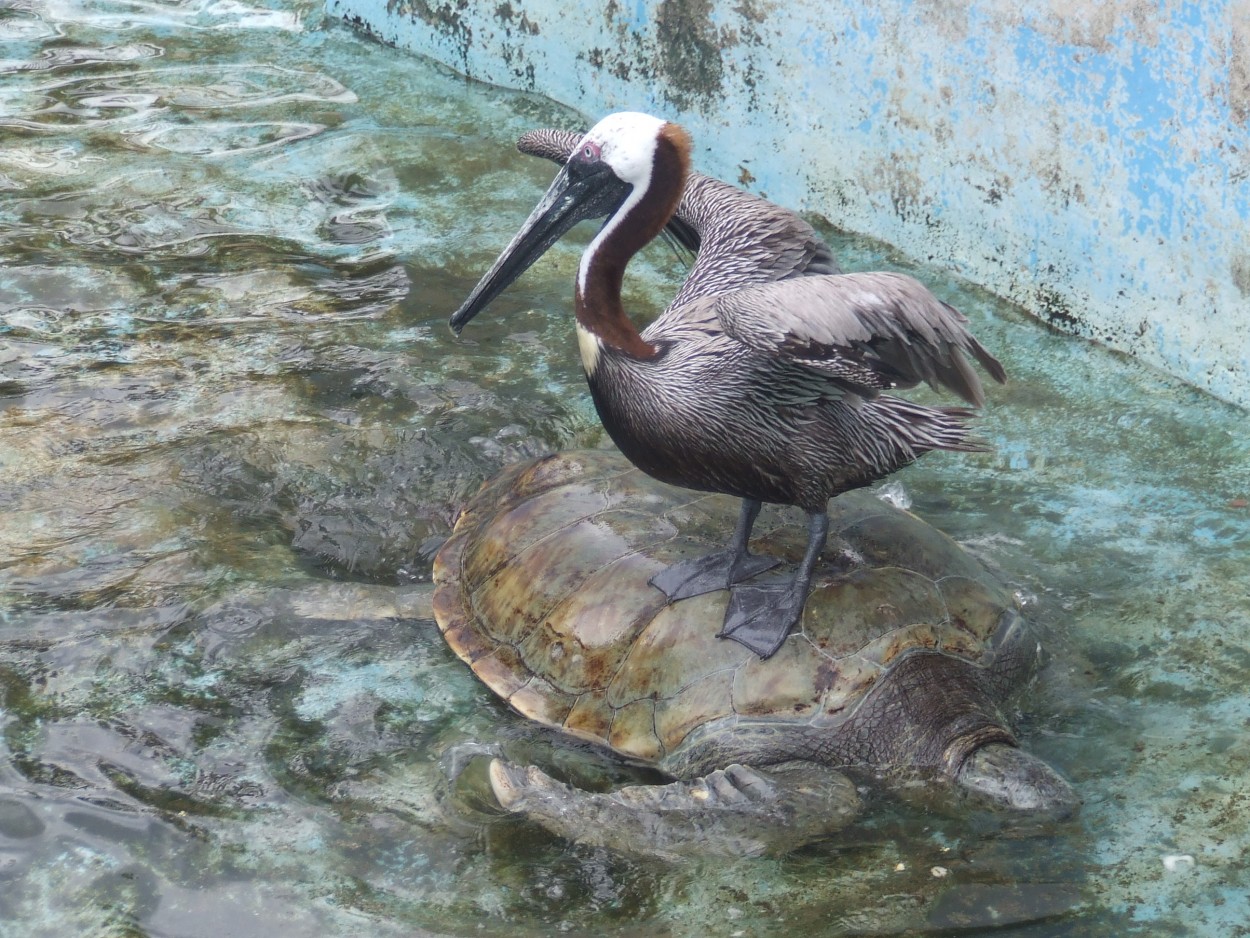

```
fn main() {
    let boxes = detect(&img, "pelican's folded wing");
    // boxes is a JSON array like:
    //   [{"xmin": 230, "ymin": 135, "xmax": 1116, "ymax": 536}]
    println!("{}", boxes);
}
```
[{"xmin": 712, "ymin": 272, "xmax": 1007, "ymax": 405}]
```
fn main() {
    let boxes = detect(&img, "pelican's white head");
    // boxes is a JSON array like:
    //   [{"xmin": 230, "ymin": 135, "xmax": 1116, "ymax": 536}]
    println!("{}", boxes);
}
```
[
  {"xmin": 574, "ymin": 112, "xmax": 668, "ymax": 186},
  {"xmin": 449, "ymin": 110, "xmax": 688, "ymax": 339}
]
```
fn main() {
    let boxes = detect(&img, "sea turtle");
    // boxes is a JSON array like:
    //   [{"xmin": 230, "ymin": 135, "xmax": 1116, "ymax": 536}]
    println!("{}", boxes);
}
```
[{"xmin": 433, "ymin": 450, "xmax": 1076, "ymax": 858}]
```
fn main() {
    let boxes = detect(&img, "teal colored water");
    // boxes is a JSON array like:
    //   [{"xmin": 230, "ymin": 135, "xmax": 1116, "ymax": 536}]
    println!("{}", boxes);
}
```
[{"xmin": 2, "ymin": 2, "xmax": 1248, "ymax": 934}]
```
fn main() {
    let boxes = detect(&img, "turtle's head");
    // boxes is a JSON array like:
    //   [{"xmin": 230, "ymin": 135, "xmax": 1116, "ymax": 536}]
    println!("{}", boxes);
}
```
[{"xmin": 956, "ymin": 742, "xmax": 1079, "ymax": 816}]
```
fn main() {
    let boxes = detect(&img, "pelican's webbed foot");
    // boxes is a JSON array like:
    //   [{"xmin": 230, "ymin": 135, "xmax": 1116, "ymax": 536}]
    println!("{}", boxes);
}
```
[
  {"xmin": 718, "ymin": 583, "xmax": 807, "ymax": 658},
  {"xmin": 650, "ymin": 497, "xmax": 779, "ymax": 602},
  {"xmin": 649, "ymin": 549, "xmax": 780, "ymax": 602},
  {"xmin": 718, "ymin": 509, "xmax": 830, "ymax": 659}
]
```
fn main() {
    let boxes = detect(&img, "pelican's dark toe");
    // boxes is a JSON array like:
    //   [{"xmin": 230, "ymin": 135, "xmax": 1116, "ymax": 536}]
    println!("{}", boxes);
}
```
[
  {"xmin": 718, "ymin": 583, "xmax": 806, "ymax": 658},
  {"xmin": 650, "ymin": 550, "xmax": 779, "ymax": 601}
]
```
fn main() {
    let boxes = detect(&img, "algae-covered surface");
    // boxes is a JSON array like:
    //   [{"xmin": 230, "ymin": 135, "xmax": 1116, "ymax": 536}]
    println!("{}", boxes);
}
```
[{"xmin": 1, "ymin": 2, "xmax": 1248, "ymax": 934}]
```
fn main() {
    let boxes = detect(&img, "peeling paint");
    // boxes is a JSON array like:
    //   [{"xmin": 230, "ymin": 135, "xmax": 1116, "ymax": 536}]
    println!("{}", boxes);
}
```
[
  {"xmin": 331, "ymin": 0, "xmax": 1250, "ymax": 409},
  {"xmin": 655, "ymin": 0, "xmax": 723, "ymax": 107}
]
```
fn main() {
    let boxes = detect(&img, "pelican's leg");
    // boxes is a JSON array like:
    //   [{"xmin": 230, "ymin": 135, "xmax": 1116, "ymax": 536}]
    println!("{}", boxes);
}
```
[
  {"xmin": 719, "ymin": 510, "xmax": 830, "ymax": 659},
  {"xmin": 648, "ymin": 498, "xmax": 780, "ymax": 602}
]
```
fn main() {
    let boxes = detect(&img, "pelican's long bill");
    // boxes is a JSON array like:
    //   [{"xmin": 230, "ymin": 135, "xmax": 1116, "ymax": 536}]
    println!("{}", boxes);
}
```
[{"xmin": 449, "ymin": 159, "xmax": 631, "ymax": 335}]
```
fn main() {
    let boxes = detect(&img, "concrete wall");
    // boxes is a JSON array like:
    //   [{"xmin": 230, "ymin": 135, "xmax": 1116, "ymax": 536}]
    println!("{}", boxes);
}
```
[{"xmin": 330, "ymin": 0, "xmax": 1250, "ymax": 409}]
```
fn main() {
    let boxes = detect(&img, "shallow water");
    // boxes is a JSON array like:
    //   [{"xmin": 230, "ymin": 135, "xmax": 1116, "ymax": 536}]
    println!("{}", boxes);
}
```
[{"xmin": 1, "ymin": 2, "xmax": 1248, "ymax": 935}]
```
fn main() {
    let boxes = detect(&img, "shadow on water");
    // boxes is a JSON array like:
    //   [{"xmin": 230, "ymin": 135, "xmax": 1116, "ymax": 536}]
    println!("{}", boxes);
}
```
[{"xmin": 1, "ymin": 1, "xmax": 1248, "ymax": 935}]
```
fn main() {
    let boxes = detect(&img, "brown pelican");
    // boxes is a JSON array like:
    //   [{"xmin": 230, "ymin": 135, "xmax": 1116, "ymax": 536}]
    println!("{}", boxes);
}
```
[{"xmin": 450, "ymin": 112, "xmax": 1005, "ymax": 659}]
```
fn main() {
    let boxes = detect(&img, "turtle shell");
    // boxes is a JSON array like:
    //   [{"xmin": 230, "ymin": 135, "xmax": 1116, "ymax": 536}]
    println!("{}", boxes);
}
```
[{"xmin": 433, "ymin": 450, "xmax": 1020, "ymax": 768}]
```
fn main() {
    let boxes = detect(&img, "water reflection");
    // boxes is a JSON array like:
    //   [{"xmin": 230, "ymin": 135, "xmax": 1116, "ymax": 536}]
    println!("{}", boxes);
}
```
[{"xmin": 1, "ymin": 0, "xmax": 1248, "ymax": 934}]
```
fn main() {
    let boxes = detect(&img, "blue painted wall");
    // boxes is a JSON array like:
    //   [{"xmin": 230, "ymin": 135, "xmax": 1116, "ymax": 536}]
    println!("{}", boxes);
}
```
[{"xmin": 331, "ymin": 0, "xmax": 1250, "ymax": 408}]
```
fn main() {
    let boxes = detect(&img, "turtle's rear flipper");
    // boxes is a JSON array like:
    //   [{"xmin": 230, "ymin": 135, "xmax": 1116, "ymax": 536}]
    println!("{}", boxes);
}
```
[{"xmin": 488, "ymin": 759, "xmax": 860, "ymax": 860}]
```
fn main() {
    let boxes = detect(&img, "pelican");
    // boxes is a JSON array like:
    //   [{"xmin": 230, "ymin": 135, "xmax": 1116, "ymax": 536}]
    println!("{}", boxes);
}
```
[{"xmin": 450, "ymin": 112, "xmax": 1005, "ymax": 659}]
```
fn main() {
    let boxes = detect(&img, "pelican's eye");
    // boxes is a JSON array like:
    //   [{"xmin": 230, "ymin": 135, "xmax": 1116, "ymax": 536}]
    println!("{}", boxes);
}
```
[{"xmin": 578, "ymin": 141, "xmax": 602, "ymax": 163}]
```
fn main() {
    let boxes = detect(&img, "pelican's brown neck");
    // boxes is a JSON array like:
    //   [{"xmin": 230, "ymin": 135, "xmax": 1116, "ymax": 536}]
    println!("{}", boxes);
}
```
[{"xmin": 575, "ymin": 124, "xmax": 692, "ymax": 372}]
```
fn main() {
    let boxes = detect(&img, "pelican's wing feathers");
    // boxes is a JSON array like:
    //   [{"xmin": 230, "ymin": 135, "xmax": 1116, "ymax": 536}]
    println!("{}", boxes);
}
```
[{"xmin": 710, "ymin": 272, "xmax": 1007, "ymax": 405}]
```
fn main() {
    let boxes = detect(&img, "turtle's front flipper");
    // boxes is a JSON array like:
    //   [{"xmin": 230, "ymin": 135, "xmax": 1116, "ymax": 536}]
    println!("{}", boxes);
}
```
[{"xmin": 489, "ymin": 759, "xmax": 860, "ymax": 860}]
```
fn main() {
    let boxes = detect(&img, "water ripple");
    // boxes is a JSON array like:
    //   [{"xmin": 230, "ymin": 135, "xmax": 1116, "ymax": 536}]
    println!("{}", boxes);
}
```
[
  {"xmin": 0, "ymin": 7, "xmax": 61, "ymax": 42},
  {"xmin": 0, "ymin": 42, "xmax": 164, "ymax": 74},
  {"xmin": 127, "ymin": 120, "xmax": 325, "ymax": 155},
  {"xmin": 36, "ymin": 0, "xmax": 304, "ymax": 33},
  {"xmin": 0, "ymin": 143, "xmax": 107, "ymax": 189},
  {"xmin": 2, "ymin": 64, "xmax": 355, "ymax": 134},
  {"xmin": 3, "ymin": 159, "xmax": 408, "ymax": 267}
]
